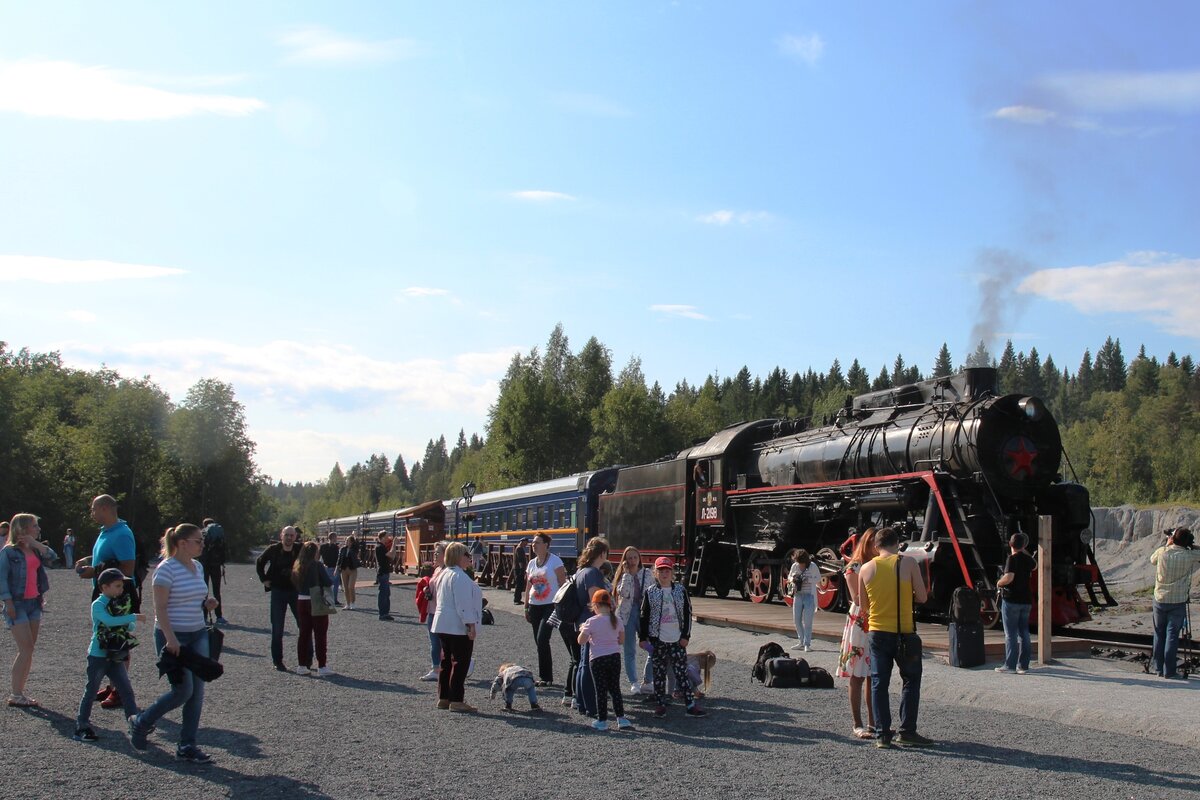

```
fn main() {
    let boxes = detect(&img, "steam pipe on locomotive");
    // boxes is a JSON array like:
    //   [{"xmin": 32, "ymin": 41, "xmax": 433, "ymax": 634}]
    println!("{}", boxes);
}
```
[{"xmin": 598, "ymin": 367, "xmax": 1116, "ymax": 628}]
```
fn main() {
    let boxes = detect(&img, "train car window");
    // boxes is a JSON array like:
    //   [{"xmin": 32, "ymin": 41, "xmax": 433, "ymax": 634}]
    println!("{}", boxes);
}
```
[{"xmin": 570, "ymin": 502, "xmax": 578, "ymax": 529}]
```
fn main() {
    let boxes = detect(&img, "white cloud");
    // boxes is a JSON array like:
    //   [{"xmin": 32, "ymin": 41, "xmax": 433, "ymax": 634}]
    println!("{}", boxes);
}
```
[
  {"xmin": 65, "ymin": 310, "xmax": 98, "ymax": 323},
  {"xmin": 992, "ymin": 105, "xmax": 1058, "ymax": 125},
  {"xmin": 990, "ymin": 104, "xmax": 1100, "ymax": 131},
  {"xmin": 0, "ymin": 255, "xmax": 186, "ymax": 283},
  {"xmin": 778, "ymin": 33, "xmax": 825, "ymax": 65},
  {"xmin": 277, "ymin": 26, "xmax": 426, "ymax": 65},
  {"xmin": 552, "ymin": 92, "xmax": 632, "ymax": 118},
  {"xmin": 250, "ymin": 427, "xmax": 423, "ymax": 484},
  {"xmin": 1037, "ymin": 69, "xmax": 1200, "ymax": 114},
  {"xmin": 401, "ymin": 286, "xmax": 450, "ymax": 298},
  {"xmin": 509, "ymin": 190, "xmax": 576, "ymax": 202},
  {"xmin": 650, "ymin": 304, "xmax": 710, "ymax": 321},
  {"xmin": 697, "ymin": 209, "xmax": 772, "ymax": 226},
  {"xmin": 1018, "ymin": 252, "xmax": 1200, "ymax": 338},
  {"xmin": 61, "ymin": 338, "xmax": 523, "ymax": 415},
  {"xmin": 0, "ymin": 59, "xmax": 265, "ymax": 121}
]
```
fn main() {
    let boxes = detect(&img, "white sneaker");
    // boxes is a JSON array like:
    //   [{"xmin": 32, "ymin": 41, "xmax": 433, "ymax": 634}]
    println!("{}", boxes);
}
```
[
  {"xmin": 293, "ymin": 665, "xmax": 310, "ymax": 675},
  {"xmin": 790, "ymin": 643, "xmax": 804, "ymax": 651},
  {"xmin": 318, "ymin": 667, "xmax": 334, "ymax": 676},
  {"xmin": 309, "ymin": 668, "xmax": 320, "ymax": 677},
  {"xmin": 995, "ymin": 666, "xmax": 1014, "ymax": 673},
  {"xmin": 419, "ymin": 669, "xmax": 439, "ymax": 682},
  {"xmin": 803, "ymin": 645, "xmax": 811, "ymax": 652},
  {"xmin": 629, "ymin": 682, "xmax": 641, "ymax": 695},
  {"xmin": 467, "ymin": 658, "xmax": 475, "ymax": 677}
]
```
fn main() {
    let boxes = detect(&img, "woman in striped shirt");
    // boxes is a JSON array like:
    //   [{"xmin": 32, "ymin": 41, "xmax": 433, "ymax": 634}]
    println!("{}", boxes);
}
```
[{"xmin": 127, "ymin": 524, "xmax": 218, "ymax": 763}]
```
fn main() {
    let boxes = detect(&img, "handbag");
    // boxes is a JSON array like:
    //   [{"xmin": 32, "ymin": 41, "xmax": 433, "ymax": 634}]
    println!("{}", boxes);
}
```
[
  {"xmin": 205, "ymin": 609, "xmax": 224, "ymax": 662},
  {"xmin": 310, "ymin": 584, "xmax": 338, "ymax": 617}
]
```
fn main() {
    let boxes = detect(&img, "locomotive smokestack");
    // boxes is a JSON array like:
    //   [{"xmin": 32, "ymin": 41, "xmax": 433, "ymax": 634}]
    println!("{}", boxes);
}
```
[{"xmin": 963, "ymin": 367, "xmax": 998, "ymax": 400}]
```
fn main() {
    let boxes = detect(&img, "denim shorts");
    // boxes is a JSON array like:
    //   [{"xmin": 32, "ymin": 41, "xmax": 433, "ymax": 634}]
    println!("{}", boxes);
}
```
[{"xmin": 4, "ymin": 598, "xmax": 43, "ymax": 628}]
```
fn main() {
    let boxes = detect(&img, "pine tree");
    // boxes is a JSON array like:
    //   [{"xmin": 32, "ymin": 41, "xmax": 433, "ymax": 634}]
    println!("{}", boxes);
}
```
[
  {"xmin": 872, "ymin": 366, "xmax": 892, "ymax": 391},
  {"xmin": 846, "ymin": 359, "xmax": 871, "ymax": 393},
  {"xmin": 932, "ymin": 344, "xmax": 953, "ymax": 378},
  {"xmin": 827, "ymin": 358, "xmax": 846, "ymax": 389},
  {"xmin": 998, "ymin": 340, "xmax": 1018, "ymax": 394}
]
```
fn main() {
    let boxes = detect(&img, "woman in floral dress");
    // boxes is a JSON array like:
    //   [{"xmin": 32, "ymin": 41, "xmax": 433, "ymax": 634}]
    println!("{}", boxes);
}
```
[{"xmin": 836, "ymin": 527, "xmax": 878, "ymax": 739}]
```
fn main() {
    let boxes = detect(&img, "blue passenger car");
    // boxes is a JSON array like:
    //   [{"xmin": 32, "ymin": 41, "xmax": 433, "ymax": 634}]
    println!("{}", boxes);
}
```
[{"xmin": 446, "ymin": 469, "xmax": 619, "ymax": 568}]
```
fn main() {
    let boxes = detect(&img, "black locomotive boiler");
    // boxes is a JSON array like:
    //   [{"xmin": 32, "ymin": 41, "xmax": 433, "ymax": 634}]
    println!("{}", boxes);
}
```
[{"xmin": 597, "ymin": 367, "xmax": 1115, "ymax": 627}]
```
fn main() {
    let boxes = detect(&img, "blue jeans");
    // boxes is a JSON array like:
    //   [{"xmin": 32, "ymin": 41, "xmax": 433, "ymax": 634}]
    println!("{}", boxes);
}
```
[
  {"xmin": 325, "ymin": 566, "xmax": 340, "ymax": 605},
  {"xmin": 622, "ymin": 612, "xmax": 641, "ymax": 684},
  {"xmin": 503, "ymin": 674, "xmax": 539, "ymax": 707},
  {"xmin": 134, "ymin": 628, "xmax": 209, "ymax": 748},
  {"xmin": 377, "ymin": 573, "xmax": 391, "ymax": 617},
  {"xmin": 77, "ymin": 655, "xmax": 137, "ymax": 727},
  {"xmin": 868, "ymin": 631, "xmax": 922, "ymax": 736},
  {"xmin": 270, "ymin": 588, "xmax": 299, "ymax": 666},
  {"xmin": 427, "ymin": 615, "xmax": 440, "ymax": 670},
  {"xmin": 574, "ymin": 641, "xmax": 596, "ymax": 716},
  {"xmin": 793, "ymin": 594, "xmax": 816, "ymax": 647},
  {"xmin": 1152, "ymin": 601, "xmax": 1187, "ymax": 677},
  {"xmin": 1001, "ymin": 600, "xmax": 1032, "ymax": 670}
]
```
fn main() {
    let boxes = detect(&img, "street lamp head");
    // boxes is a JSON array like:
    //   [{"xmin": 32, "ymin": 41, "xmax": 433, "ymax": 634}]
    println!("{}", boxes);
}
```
[{"xmin": 462, "ymin": 482, "xmax": 476, "ymax": 502}]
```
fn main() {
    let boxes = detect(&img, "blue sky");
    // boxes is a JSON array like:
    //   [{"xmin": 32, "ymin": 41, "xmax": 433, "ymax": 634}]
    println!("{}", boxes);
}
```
[{"xmin": 2, "ymin": 2, "xmax": 1197, "ymax": 482}]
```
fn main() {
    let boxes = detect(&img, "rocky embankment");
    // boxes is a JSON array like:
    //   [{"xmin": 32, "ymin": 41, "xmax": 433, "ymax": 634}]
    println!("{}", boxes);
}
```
[{"xmin": 1086, "ymin": 505, "xmax": 1200, "ymax": 605}]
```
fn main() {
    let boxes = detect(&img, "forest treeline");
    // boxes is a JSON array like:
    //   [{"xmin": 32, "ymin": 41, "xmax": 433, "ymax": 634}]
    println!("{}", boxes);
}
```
[
  {"xmin": 6, "ymin": 328, "xmax": 1197, "ymax": 554},
  {"xmin": 0, "ymin": 343, "xmax": 270, "ymax": 559},
  {"xmin": 272, "ymin": 324, "xmax": 1200, "ymax": 533}
]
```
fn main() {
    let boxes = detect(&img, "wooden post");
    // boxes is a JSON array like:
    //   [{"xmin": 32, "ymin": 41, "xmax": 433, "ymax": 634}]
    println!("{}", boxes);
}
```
[{"xmin": 1038, "ymin": 515, "xmax": 1053, "ymax": 665}]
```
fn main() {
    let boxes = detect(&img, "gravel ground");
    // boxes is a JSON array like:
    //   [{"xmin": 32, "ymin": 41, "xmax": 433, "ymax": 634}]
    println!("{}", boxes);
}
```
[{"xmin": 4, "ymin": 564, "xmax": 1199, "ymax": 800}]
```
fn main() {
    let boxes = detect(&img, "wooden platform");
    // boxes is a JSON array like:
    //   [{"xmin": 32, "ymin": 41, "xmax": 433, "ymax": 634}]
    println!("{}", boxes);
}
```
[{"xmin": 689, "ymin": 597, "xmax": 1093, "ymax": 657}]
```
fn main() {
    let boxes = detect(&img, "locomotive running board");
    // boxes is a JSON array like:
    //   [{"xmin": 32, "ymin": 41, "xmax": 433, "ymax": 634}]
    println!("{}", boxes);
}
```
[{"xmin": 727, "ymin": 470, "xmax": 977, "ymax": 590}]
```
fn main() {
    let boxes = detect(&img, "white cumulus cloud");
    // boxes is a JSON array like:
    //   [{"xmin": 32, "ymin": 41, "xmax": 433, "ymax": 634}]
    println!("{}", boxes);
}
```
[
  {"xmin": 401, "ymin": 286, "xmax": 450, "ymax": 298},
  {"xmin": 0, "ymin": 255, "xmax": 186, "ymax": 283},
  {"xmin": 1018, "ymin": 252, "xmax": 1200, "ymax": 338},
  {"xmin": 778, "ymin": 33, "xmax": 825, "ymax": 65},
  {"xmin": 278, "ymin": 26, "xmax": 427, "ymax": 65},
  {"xmin": 61, "ymin": 338, "xmax": 522, "ymax": 415},
  {"xmin": 509, "ymin": 190, "xmax": 576, "ymax": 202},
  {"xmin": 650, "ymin": 304, "xmax": 710, "ymax": 321},
  {"xmin": 697, "ymin": 209, "xmax": 772, "ymax": 226},
  {"xmin": 0, "ymin": 59, "xmax": 265, "ymax": 121}
]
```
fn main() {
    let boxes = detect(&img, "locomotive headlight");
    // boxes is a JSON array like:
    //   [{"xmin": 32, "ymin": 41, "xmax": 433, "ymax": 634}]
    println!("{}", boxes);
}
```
[{"xmin": 1018, "ymin": 397, "xmax": 1045, "ymax": 422}]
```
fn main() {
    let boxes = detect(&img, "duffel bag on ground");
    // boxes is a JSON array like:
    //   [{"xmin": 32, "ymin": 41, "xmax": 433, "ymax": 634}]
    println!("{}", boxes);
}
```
[{"xmin": 765, "ymin": 657, "xmax": 810, "ymax": 688}]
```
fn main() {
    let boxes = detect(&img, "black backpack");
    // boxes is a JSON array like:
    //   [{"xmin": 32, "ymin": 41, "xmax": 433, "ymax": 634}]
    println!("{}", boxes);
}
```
[
  {"xmin": 553, "ymin": 574, "xmax": 583, "ymax": 624},
  {"xmin": 752, "ymin": 641, "xmax": 787, "ymax": 683},
  {"xmin": 765, "ymin": 657, "xmax": 810, "ymax": 688},
  {"xmin": 202, "ymin": 523, "xmax": 227, "ymax": 566},
  {"xmin": 951, "ymin": 587, "xmax": 981, "ymax": 625}
]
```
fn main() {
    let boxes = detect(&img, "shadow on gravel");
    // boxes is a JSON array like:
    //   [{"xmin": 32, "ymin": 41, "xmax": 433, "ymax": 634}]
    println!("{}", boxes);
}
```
[
  {"xmin": 926, "ymin": 740, "xmax": 1200, "ymax": 791},
  {"xmin": 130, "ymin": 754, "xmax": 332, "ymax": 800},
  {"xmin": 321, "ymin": 674, "xmax": 420, "ymax": 695},
  {"xmin": 152, "ymin": 719, "xmax": 268, "ymax": 759},
  {"xmin": 18, "ymin": 705, "xmax": 76, "ymax": 738},
  {"xmin": 218, "ymin": 645, "xmax": 265, "ymax": 658},
  {"xmin": 220, "ymin": 624, "xmax": 272, "ymax": 636}
]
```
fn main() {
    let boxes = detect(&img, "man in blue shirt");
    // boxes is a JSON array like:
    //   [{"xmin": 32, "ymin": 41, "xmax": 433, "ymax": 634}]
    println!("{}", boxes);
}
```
[{"xmin": 76, "ymin": 493, "xmax": 139, "ymax": 709}]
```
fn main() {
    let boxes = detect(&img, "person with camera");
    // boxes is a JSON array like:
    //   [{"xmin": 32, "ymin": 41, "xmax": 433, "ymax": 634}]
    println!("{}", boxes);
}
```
[
  {"xmin": 859, "ymin": 526, "xmax": 933, "ymax": 748},
  {"xmin": 1150, "ymin": 527, "xmax": 1199, "ymax": 680}
]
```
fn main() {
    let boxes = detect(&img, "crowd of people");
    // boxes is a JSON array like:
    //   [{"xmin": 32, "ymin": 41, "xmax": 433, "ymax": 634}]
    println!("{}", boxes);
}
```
[{"xmin": 3, "ymin": 498, "xmax": 1197, "ymax": 760}]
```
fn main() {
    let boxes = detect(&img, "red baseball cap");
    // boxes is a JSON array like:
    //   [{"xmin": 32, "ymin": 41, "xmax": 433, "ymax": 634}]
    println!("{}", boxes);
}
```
[{"xmin": 654, "ymin": 557, "xmax": 674, "ymax": 570}]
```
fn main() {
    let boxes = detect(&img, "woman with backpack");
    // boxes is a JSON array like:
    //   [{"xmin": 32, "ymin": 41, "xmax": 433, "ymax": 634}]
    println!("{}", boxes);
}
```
[
  {"xmin": 836, "ymin": 527, "xmax": 878, "ymax": 739},
  {"xmin": 612, "ymin": 546, "xmax": 651, "ymax": 694},
  {"xmin": 564, "ymin": 537, "xmax": 609, "ymax": 715},
  {"xmin": 292, "ymin": 541, "xmax": 334, "ymax": 676},
  {"xmin": 639, "ymin": 557, "xmax": 705, "ymax": 718},
  {"xmin": 336, "ymin": 535, "xmax": 360, "ymax": 610}
]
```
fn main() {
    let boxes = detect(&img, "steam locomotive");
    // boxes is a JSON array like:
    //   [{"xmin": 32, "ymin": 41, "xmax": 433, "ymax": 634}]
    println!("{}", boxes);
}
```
[
  {"xmin": 598, "ymin": 367, "xmax": 1116, "ymax": 627},
  {"xmin": 319, "ymin": 367, "xmax": 1115, "ymax": 628}
]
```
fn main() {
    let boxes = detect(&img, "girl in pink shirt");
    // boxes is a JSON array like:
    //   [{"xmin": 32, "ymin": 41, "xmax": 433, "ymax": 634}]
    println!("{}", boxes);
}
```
[{"xmin": 577, "ymin": 589, "xmax": 632, "ymax": 731}]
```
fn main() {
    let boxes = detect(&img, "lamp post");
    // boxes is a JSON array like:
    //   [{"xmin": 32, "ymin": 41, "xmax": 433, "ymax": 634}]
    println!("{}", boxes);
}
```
[{"xmin": 461, "ymin": 482, "xmax": 477, "ymax": 535}]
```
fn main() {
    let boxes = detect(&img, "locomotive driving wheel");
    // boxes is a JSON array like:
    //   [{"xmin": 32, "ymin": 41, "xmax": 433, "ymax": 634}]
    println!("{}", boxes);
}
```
[
  {"xmin": 741, "ymin": 551, "xmax": 775, "ymax": 604},
  {"xmin": 816, "ymin": 572, "xmax": 848, "ymax": 613}
]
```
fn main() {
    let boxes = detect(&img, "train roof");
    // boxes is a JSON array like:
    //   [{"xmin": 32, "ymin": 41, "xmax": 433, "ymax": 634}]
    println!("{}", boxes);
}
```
[
  {"xmin": 323, "ymin": 499, "xmax": 445, "ymax": 529},
  {"xmin": 688, "ymin": 419, "xmax": 781, "ymax": 459},
  {"xmin": 449, "ymin": 470, "xmax": 614, "ymax": 509}
]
